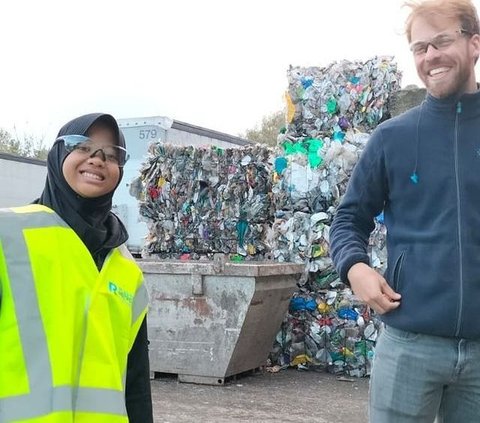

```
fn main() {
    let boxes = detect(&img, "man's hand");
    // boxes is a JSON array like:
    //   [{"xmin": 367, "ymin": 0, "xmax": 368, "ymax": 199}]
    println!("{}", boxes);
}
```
[{"xmin": 347, "ymin": 262, "xmax": 401, "ymax": 314}]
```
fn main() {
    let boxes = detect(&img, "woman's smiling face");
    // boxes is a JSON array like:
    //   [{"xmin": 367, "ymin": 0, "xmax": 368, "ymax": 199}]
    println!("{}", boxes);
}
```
[{"xmin": 62, "ymin": 124, "xmax": 121, "ymax": 198}]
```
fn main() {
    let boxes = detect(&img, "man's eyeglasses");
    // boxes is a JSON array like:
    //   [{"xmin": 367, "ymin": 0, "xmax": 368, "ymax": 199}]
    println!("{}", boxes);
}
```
[
  {"xmin": 56, "ymin": 134, "xmax": 130, "ymax": 167},
  {"xmin": 409, "ymin": 29, "xmax": 472, "ymax": 56}
]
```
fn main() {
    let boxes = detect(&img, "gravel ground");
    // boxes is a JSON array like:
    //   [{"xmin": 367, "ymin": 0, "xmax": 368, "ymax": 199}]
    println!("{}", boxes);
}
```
[{"xmin": 151, "ymin": 368, "xmax": 369, "ymax": 423}]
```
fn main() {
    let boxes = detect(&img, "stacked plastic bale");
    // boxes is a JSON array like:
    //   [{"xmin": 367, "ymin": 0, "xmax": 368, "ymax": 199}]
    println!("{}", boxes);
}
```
[
  {"xmin": 268, "ymin": 56, "xmax": 401, "ymax": 376},
  {"xmin": 270, "ymin": 131, "xmax": 370, "ymax": 275},
  {"xmin": 268, "ymin": 282, "xmax": 380, "ymax": 377},
  {"xmin": 135, "ymin": 143, "xmax": 276, "ymax": 259}
]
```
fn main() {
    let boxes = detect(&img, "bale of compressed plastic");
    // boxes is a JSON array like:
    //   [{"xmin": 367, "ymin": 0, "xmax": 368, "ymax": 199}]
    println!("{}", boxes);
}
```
[
  {"xmin": 135, "ymin": 143, "xmax": 276, "ymax": 259},
  {"xmin": 284, "ymin": 55, "xmax": 402, "ymax": 140},
  {"xmin": 268, "ymin": 57, "xmax": 401, "ymax": 375}
]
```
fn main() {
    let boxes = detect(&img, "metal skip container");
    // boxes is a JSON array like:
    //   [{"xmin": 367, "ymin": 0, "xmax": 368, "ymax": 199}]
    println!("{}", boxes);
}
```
[{"xmin": 139, "ymin": 258, "xmax": 303, "ymax": 385}]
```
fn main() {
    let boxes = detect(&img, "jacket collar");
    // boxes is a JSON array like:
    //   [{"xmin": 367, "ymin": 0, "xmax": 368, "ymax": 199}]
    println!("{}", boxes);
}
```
[{"xmin": 424, "ymin": 86, "xmax": 480, "ymax": 116}]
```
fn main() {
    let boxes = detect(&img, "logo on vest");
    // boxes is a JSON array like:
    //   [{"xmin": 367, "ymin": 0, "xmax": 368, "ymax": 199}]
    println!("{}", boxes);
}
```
[{"xmin": 108, "ymin": 281, "xmax": 133, "ymax": 305}]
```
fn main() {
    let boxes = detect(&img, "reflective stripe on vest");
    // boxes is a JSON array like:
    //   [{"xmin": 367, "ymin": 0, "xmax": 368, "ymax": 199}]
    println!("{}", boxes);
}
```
[
  {"xmin": 132, "ymin": 282, "xmax": 149, "ymax": 325},
  {"xmin": 116, "ymin": 243, "xmax": 149, "ymax": 325},
  {"xmin": 0, "ymin": 206, "xmax": 132, "ymax": 422}
]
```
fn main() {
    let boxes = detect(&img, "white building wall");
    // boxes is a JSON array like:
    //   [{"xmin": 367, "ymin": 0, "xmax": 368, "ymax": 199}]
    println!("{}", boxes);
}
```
[{"xmin": 0, "ymin": 156, "xmax": 47, "ymax": 208}]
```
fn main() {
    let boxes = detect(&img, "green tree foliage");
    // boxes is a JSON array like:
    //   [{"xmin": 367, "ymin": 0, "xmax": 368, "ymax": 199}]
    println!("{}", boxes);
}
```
[
  {"xmin": 0, "ymin": 128, "xmax": 49, "ymax": 160},
  {"xmin": 0, "ymin": 129, "xmax": 22, "ymax": 155},
  {"xmin": 242, "ymin": 110, "xmax": 285, "ymax": 147}
]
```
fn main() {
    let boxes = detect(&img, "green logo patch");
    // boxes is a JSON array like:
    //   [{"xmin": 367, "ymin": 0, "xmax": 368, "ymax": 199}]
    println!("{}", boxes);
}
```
[{"xmin": 108, "ymin": 281, "xmax": 133, "ymax": 305}]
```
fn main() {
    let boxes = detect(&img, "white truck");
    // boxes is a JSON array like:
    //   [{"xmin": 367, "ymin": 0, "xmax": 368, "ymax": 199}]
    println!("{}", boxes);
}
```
[{"xmin": 0, "ymin": 117, "xmax": 250, "ymax": 254}]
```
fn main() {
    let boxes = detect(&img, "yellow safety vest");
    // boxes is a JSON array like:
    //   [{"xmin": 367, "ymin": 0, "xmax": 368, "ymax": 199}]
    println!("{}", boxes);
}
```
[{"xmin": 0, "ymin": 205, "xmax": 149, "ymax": 423}]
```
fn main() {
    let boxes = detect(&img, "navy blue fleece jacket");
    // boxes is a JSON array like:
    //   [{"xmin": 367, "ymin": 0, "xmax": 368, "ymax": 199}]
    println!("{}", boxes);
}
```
[{"xmin": 330, "ymin": 90, "xmax": 480, "ymax": 338}]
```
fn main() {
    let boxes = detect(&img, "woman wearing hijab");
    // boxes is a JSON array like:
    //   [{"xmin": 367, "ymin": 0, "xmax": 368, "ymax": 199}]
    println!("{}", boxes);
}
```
[{"xmin": 0, "ymin": 113, "xmax": 153, "ymax": 422}]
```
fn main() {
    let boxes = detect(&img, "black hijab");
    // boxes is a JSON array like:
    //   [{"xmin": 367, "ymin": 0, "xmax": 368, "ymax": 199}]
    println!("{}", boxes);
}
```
[{"xmin": 34, "ymin": 113, "xmax": 128, "ymax": 268}]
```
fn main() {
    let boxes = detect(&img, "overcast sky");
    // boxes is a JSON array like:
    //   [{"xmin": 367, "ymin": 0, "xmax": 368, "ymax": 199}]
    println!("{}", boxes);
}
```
[{"xmin": 2, "ymin": 0, "xmax": 479, "ymax": 145}]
